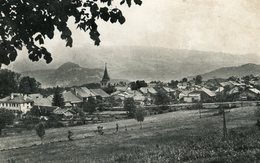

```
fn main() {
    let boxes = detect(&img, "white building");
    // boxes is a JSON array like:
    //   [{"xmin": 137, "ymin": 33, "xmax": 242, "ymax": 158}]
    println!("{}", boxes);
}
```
[{"xmin": 0, "ymin": 93, "xmax": 33, "ymax": 113}]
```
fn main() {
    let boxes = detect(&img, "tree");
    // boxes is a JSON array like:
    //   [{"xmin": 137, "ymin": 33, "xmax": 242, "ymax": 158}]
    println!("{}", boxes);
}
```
[
  {"xmin": 52, "ymin": 87, "xmax": 65, "ymax": 107},
  {"xmin": 0, "ymin": 109, "xmax": 15, "ymax": 136},
  {"xmin": 130, "ymin": 80, "xmax": 148, "ymax": 90},
  {"xmin": 83, "ymin": 97, "xmax": 96, "ymax": 114},
  {"xmin": 0, "ymin": 70, "xmax": 20, "ymax": 98},
  {"xmin": 19, "ymin": 76, "xmax": 41, "ymax": 94},
  {"xmin": 168, "ymin": 80, "xmax": 178, "ymax": 89},
  {"xmin": 35, "ymin": 122, "xmax": 45, "ymax": 143},
  {"xmin": 154, "ymin": 90, "xmax": 171, "ymax": 110},
  {"xmin": 135, "ymin": 107, "xmax": 145, "ymax": 129},
  {"xmin": 195, "ymin": 75, "xmax": 202, "ymax": 85},
  {"xmin": 0, "ymin": 0, "xmax": 142, "ymax": 66},
  {"xmin": 124, "ymin": 97, "xmax": 136, "ymax": 118},
  {"xmin": 182, "ymin": 78, "xmax": 188, "ymax": 83},
  {"xmin": 102, "ymin": 84, "xmax": 116, "ymax": 94}
]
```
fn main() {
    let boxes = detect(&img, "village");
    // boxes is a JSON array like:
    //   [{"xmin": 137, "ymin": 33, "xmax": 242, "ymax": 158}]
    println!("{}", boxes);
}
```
[{"xmin": 0, "ymin": 64, "xmax": 260, "ymax": 135}]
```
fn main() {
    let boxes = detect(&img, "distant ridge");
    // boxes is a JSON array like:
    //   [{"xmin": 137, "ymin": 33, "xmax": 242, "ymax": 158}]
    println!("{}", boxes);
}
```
[
  {"xmin": 200, "ymin": 63, "xmax": 260, "ymax": 80},
  {"xmin": 13, "ymin": 47, "xmax": 260, "ymax": 81},
  {"xmin": 21, "ymin": 62, "xmax": 103, "ymax": 88}
]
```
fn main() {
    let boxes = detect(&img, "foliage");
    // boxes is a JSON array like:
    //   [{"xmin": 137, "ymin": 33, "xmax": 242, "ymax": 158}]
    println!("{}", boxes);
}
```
[
  {"xmin": 83, "ymin": 97, "xmax": 97, "ymax": 114},
  {"xmin": 154, "ymin": 90, "xmax": 171, "ymax": 110},
  {"xmin": 19, "ymin": 76, "xmax": 41, "ymax": 94},
  {"xmin": 106, "ymin": 96, "xmax": 120, "ymax": 107},
  {"xmin": 0, "ymin": 109, "xmax": 15, "ymax": 135},
  {"xmin": 135, "ymin": 107, "xmax": 145, "ymax": 129},
  {"xmin": 191, "ymin": 102, "xmax": 203, "ymax": 110},
  {"xmin": 21, "ymin": 115, "xmax": 40, "ymax": 130},
  {"xmin": 35, "ymin": 122, "xmax": 45, "ymax": 141},
  {"xmin": 0, "ymin": 69, "xmax": 20, "ymax": 98},
  {"xmin": 182, "ymin": 78, "xmax": 188, "ymax": 83},
  {"xmin": 0, "ymin": 0, "xmax": 142, "ymax": 66},
  {"xmin": 124, "ymin": 97, "xmax": 136, "ymax": 118},
  {"xmin": 52, "ymin": 86, "xmax": 65, "ymax": 107},
  {"xmin": 130, "ymin": 80, "xmax": 148, "ymax": 90},
  {"xmin": 168, "ymin": 80, "xmax": 178, "ymax": 89},
  {"xmin": 46, "ymin": 114, "xmax": 64, "ymax": 128},
  {"xmin": 195, "ymin": 75, "xmax": 202, "ymax": 85},
  {"xmin": 102, "ymin": 85, "xmax": 116, "ymax": 94},
  {"xmin": 81, "ymin": 83, "xmax": 101, "ymax": 89}
]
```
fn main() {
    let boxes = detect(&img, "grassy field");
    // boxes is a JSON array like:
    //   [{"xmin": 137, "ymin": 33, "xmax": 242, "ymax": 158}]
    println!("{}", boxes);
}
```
[{"xmin": 0, "ymin": 106, "xmax": 259, "ymax": 163}]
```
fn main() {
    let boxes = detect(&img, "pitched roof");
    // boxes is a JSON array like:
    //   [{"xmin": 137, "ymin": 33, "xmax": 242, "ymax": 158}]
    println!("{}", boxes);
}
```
[
  {"xmin": 28, "ymin": 94, "xmax": 52, "ymax": 106},
  {"xmin": 62, "ymin": 91, "xmax": 82, "ymax": 103},
  {"xmin": 139, "ymin": 87, "xmax": 157, "ymax": 95},
  {"xmin": 0, "ymin": 94, "xmax": 33, "ymax": 104},
  {"xmin": 201, "ymin": 87, "xmax": 216, "ymax": 97},
  {"xmin": 162, "ymin": 87, "xmax": 175, "ymax": 93},
  {"xmin": 90, "ymin": 89, "xmax": 109, "ymax": 98},
  {"xmin": 73, "ymin": 87, "xmax": 95, "ymax": 98},
  {"xmin": 249, "ymin": 88, "xmax": 260, "ymax": 94}
]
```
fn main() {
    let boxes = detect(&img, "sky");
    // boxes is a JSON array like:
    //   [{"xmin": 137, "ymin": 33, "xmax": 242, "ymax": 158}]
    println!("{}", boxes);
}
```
[
  {"xmin": 73, "ymin": 0, "xmax": 260, "ymax": 55},
  {"xmin": 5, "ymin": 0, "xmax": 260, "ymax": 70}
]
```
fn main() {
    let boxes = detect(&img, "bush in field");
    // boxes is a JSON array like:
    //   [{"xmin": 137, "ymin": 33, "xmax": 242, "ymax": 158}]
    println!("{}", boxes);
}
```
[
  {"xmin": 124, "ymin": 98, "xmax": 136, "ymax": 118},
  {"xmin": 22, "ymin": 115, "xmax": 40, "ymax": 130},
  {"xmin": 35, "ymin": 122, "xmax": 45, "ymax": 143},
  {"xmin": 0, "ymin": 109, "xmax": 15, "ymax": 136},
  {"xmin": 135, "ymin": 108, "xmax": 145, "ymax": 129},
  {"xmin": 154, "ymin": 90, "xmax": 171, "ymax": 111},
  {"xmin": 46, "ymin": 114, "xmax": 64, "ymax": 128}
]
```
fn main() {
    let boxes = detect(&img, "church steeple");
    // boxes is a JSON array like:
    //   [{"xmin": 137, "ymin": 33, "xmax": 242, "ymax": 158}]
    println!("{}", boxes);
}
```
[{"xmin": 101, "ymin": 63, "xmax": 110, "ymax": 87}]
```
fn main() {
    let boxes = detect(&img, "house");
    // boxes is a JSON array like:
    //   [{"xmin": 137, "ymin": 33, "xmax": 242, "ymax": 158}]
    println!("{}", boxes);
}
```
[
  {"xmin": 53, "ymin": 107, "xmax": 74, "ymax": 119},
  {"xmin": 132, "ymin": 91, "xmax": 147, "ymax": 105},
  {"xmin": 189, "ymin": 87, "xmax": 216, "ymax": 102},
  {"xmin": 62, "ymin": 91, "xmax": 82, "ymax": 108},
  {"xmin": 178, "ymin": 90, "xmax": 192, "ymax": 100},
  {"xmin": 28, "ymin": 93, "xmax": 52, "ymax": 107},
  {"xmin": 71, "ymin": 87, "xmax": 96, "ymax": 101},
  {"xmin": 31, "ymin": 105, "xmax": 59, "ymax": 116},
  {"xmin": 139, "ymin": 87, "xmax": 157, "ymax": 96},
  {"xmin": 90, "ymin": 89, "xmax": 110, "ymax": 100},
  {"xmin": 240, "ymin": 88, "xmax": 260, "ymax": 100},
  {"xmin": 215, "ymin": 87, "xmax": 224, "ymax": 93},
  {"xmin": 183, "ymin": 93, "xmax": 201, "ymax": 103},
  {"xmin": 177, "ymin": 82, "xmax": 188, "ymax": 90},
  {"xmin": 0, "ymin": 93, "xmax": 33, "ymax": 113}
]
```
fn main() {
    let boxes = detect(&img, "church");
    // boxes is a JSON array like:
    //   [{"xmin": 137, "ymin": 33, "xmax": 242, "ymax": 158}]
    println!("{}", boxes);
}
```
[{"xmin": 100, "ymin": 63, "xmax": 110, "ymax": 88}]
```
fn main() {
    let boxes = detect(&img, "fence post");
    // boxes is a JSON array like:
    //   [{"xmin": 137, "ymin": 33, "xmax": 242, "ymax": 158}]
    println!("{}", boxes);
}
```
[{"xmin": 222, "ymin": 106, "xmax": 227, "ymax": 139}]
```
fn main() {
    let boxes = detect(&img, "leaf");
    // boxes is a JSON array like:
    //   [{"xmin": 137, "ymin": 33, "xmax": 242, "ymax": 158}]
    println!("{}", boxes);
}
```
[
  {"xmin": 126, "ymin": 0, "xmax": 131, "ymax": 7},
  {"xmin": 134, "ymin": 0, "xmax": 142, "ymax": 5},
  {"xmin": 66, "ymin": 37, "xmax": 73, "ymax": 47},
  {"xmin": 120, "ymin": 0, "xmax": 125, "ymax": 5}
]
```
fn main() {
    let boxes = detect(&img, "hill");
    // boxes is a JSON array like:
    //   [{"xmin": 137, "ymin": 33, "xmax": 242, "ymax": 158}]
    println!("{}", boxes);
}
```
[
  {"xmin": 21, "ymin": 62, "xmax": 103, "ymax": 87},
  {"xmin": 13, "ymin": 46, "xmax": 260, "ymax": 81},
  {"xmin": 200, "ymin": 63, "xmax": 260, "ymax": 80}
]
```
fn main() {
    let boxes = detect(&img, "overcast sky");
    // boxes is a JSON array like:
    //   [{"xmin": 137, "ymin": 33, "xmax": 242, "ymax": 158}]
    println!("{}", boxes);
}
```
[
  {"xmin": 6, "ymin": 0, "xmax": 260, "ymax": 70},
  {"xmin": 74, "ymin": 0, "xmax": 260, "ymax": 55}
]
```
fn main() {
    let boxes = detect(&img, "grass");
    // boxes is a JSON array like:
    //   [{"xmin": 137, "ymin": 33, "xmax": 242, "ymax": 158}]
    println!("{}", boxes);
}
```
[{"xmin": 0, "ymin": 106, "xmax": 259, "ymax": 162}]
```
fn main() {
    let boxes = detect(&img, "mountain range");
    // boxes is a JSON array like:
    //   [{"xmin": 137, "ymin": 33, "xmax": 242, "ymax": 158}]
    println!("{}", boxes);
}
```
[
  {"xmin": 21, "ymin": 62, "xmax": 103, "ymax": 88},
  {"xmin": 199, "ymin": 63, "xmax": 260, "ymax": 80},
  {"xmin": 9, "ymin": 46, "xmax": 260, "ymax": 86}
]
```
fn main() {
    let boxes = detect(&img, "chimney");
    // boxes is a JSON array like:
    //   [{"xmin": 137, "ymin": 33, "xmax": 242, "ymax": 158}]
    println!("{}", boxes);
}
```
[
  {"xmin": 23, "ymin": 94, "xmax": 27, "ymax": 100},
  {"xmin": 10, "ymin": 93, "xmax": 14, "ymax": 100}
]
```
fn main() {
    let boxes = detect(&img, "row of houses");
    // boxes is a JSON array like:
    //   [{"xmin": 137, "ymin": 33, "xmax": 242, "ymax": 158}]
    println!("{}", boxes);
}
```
[
  {"xmin": 0, "ymin": 87, "xmax": 110, "ymax": 114},
  {"xmin": 180, "ymin": 79, "xmax": 260, "ymax": 103}
]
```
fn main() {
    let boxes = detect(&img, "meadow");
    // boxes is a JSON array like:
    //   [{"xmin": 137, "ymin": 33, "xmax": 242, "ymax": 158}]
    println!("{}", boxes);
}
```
[{"xmin": 0, "ymin": 106, "xmax": 259, "ymax": 163}]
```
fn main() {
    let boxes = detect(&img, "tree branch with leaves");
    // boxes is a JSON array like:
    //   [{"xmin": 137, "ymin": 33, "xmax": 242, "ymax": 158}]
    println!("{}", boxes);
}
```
[{"xmin": 0, "ymin": 0, "xmax": 142, "ymax": 66}]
